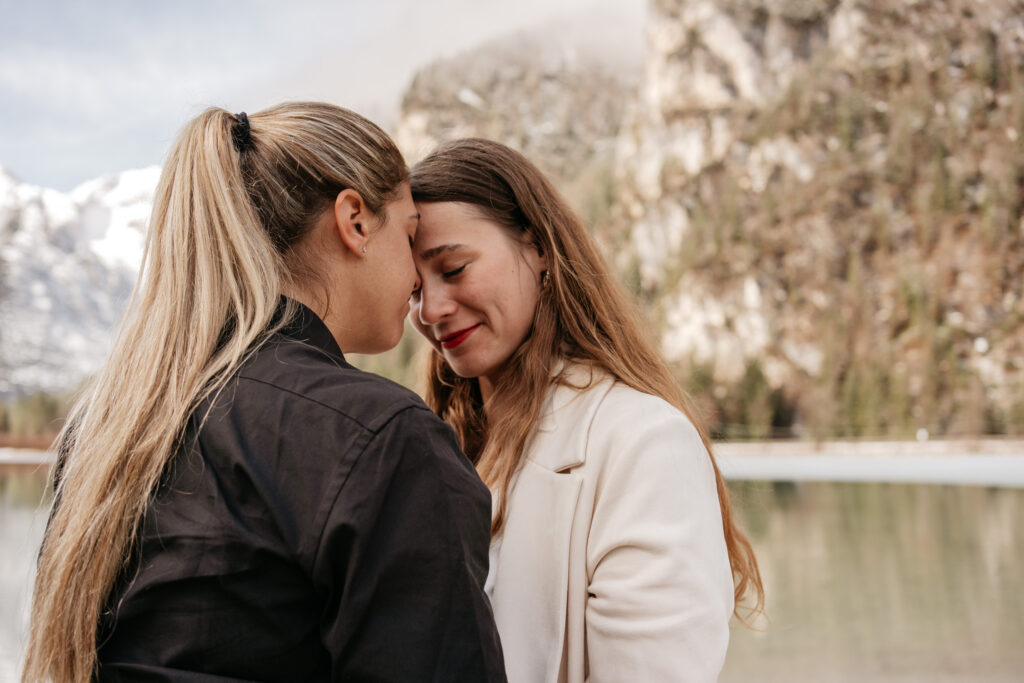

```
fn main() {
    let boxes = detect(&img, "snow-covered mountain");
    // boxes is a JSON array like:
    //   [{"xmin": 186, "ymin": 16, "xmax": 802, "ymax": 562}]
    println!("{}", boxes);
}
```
[{"xmin": 0, "ymin": 164, "xmax": 159, "ymax": 396}]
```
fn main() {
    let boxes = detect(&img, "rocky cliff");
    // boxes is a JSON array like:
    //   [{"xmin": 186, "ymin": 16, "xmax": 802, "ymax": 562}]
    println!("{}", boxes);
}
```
[
  {"xmin": 396, "ymin": 0, "xmax": 1024, "ymax": 438},
  {"xmin": 611, "ymin": 0, "xmax": 1024, "ymax": 437},
  {"xmin": 395, "ymin": 21, "xmax": 642, "ymax": 227},
  {"xmin": 3, "ymin": 1, "xmax": 1022, "ymax": 439}
]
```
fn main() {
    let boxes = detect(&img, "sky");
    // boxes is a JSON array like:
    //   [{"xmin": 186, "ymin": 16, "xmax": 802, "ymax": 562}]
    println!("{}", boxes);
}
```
[{"xmin": 0, "ymin": 0, "xmax": 645, "ymax": 192}]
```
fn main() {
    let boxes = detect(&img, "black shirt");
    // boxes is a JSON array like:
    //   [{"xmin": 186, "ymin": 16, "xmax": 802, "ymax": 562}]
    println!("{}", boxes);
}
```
[{"xmin": 95, "ymin": 302, "xmax": 506, "ymax": 682}]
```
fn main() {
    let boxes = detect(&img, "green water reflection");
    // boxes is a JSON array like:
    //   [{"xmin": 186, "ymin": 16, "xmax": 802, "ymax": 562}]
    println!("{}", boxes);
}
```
[
  {"xmin": 723, "ymin": 481, "xmax": 1024, "ymax": 681},
  {"xmin": 0, "ymin": 468, "xmax": 50, "ymax": 508}
]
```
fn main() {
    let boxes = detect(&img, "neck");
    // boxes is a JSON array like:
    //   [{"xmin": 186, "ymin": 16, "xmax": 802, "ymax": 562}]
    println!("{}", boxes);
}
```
[
  {"xmin": 284, "ymin": 211, "xmax": 367, "ymax": 352},
  {"xmin": 283, "ymin": 281, "xmax": 357, "ymax": 351}
]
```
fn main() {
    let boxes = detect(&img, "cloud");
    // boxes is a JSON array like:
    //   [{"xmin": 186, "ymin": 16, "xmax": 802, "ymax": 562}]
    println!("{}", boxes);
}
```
[{"xmin": 0, "ymin": 0, "xmax": 644, "ymax": 190}]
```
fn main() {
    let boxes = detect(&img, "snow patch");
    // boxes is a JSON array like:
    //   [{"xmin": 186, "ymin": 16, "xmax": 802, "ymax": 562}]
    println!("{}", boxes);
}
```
[{"xmin": 0, "ymin": 164, "xmax": 159, "ymax": 395}]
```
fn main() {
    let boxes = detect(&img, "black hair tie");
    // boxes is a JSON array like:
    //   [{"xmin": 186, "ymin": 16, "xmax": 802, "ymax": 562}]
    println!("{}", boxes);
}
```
[{"xmin": 232, "ymin": 112, "xmax": 254, "ymax": 152}]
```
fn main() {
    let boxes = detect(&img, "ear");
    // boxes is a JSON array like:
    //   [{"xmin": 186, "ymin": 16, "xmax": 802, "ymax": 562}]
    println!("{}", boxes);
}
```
[
  {"xmin": 333, "ymin": 189, "xmax": 369, "ymax": 257},
  {"xmin": 526, "ymin": 235, "xmax": 548, "ymax": 273}
]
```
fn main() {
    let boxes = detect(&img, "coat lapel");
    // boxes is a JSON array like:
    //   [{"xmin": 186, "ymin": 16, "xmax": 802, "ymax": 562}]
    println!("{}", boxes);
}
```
[
  {"xmin": 528, "ymin": 364, "xmax": 603, "ymax": 472},
  {"xmin": 487, "ymin": 365, "xmax": 615, "ymax": 683},
  {"xmin": 489, "ymin": 458, "xmax": 582, "ymax": 683}
]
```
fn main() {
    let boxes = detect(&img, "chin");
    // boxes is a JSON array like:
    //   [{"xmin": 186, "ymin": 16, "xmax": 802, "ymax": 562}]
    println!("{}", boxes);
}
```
[
  {"xmin": 447, "ymin": 366, "xmax": 477, "ymax": 380},
  {"xmin": 445, "ymin": 357, "xmax": 490, "ymax": 381}
]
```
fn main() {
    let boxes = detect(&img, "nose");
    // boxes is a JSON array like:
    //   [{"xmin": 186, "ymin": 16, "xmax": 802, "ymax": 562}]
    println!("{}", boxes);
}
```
[{"xmin": 415, "ymin": 281, "xmax": 457, "ymax": 327}]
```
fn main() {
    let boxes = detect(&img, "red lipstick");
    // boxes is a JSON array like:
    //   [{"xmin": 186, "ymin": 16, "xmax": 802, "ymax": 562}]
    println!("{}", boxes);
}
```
[{"xmin": 440, "ymin": 324, "xmax": 480, "ymax": 349}]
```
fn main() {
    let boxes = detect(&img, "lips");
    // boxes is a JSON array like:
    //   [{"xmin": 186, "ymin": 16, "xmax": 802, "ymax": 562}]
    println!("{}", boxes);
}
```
[{"xmin": 440, "ymin": 324, "xmax": 480, "ymax": 349}]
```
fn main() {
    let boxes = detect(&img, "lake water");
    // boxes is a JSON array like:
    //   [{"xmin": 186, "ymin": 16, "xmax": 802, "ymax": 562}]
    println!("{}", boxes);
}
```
[
  {"xmin": 0, "ymin": 467, "xmax": 49, "ymax": 683},
  {"xmin": 722, "ymin": 480, "xmax": 1023, "ymax": 682},
  {"xmin": 1, "ymin": 461, "xmax": 1022, "ymax": 681}
]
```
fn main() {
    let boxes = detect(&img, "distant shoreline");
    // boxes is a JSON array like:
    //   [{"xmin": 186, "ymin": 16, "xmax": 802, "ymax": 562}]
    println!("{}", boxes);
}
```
[
  {"xmin": 714, "ymin": 437, "xmax": 1024, "ymax": 457},
  {"xmin": 713, "ymin": 438, "xmax": 1024, "ymax": 488},
  {"xmin": 0, "ymin": 447, "xmax": 56, "ymax": 472},
  {"xmin": 4, "ymin": 438, "xmax": 1024, "ymax": 465},
  {"xmin": 4, "ymin": 441, "xmax": 1024, "ymax": 488},
  {"xmin": 0, "ymin": 434, "xmax": 58, "ymax": 450}
]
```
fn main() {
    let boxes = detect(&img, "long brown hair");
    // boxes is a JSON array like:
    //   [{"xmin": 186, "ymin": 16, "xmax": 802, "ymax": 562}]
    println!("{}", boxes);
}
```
[
  {"xmin": 410, "ymin": 138, "xmax": 763, "ymax": 619},
  {"xmin": 24, "ymin": 102, "xmax": 407, "ymax": 683}
]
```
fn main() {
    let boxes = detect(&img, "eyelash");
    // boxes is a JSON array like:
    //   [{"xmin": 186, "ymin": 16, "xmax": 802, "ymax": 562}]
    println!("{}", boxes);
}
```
[{"xmin": 443, "ymin": 265, "xmax": 466, "ymax": 278}]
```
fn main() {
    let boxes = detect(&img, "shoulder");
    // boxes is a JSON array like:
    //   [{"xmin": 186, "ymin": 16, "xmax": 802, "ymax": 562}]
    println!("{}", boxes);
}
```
[
  {"xmin": 551, "ymin": 364, "xmax": 702, "ymax": 449},
  {"xmin": 584, "ymin": 374, "xmax": 710, "ymax": 479},
  {"xmin": 235, "ymin": 333, "xmax": 427, "ymax": 434},
  {"xmin": 531, "ymin": 364, "xmax": 708, "ymax": 475},
  {"xmin": 594, "ymin": 382, "xmax": 701, "ymax": 442}
]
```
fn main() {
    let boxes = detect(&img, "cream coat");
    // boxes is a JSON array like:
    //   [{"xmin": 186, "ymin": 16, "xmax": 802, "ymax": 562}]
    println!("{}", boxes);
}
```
[{"xmin": 485, "ymin": 366, "xmax": 735, "ymax": 682}]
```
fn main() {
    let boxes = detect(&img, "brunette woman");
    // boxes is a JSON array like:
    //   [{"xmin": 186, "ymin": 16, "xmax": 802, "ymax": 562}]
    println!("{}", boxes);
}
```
[
  {"xmin": 409, "ymin": 138, "xmax": 763, "ymax": 683},
  {"xmin": 24, "ymin": 105, "xmax": 504, "ymax": 682}
]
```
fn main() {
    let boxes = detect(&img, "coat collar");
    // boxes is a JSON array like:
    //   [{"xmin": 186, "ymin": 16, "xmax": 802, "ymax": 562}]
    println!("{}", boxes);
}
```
[{"xmin": 528, "ymin": 362, "xmax": 614, "ymax": 472}]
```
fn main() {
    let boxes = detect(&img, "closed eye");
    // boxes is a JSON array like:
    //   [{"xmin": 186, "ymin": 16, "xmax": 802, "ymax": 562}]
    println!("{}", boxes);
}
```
[{"xmin": 443, "ymin": 265, "xmax": 466, "ymax": 278}]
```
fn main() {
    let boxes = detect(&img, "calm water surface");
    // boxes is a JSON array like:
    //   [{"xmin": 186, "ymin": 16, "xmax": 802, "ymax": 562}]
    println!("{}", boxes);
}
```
[
  {"xmin": 0, "ymin": 467, "xmax": 49, "ymax": 683},
  {"xmin": 1, "ymin": 466, "xmax": 1021, "ymax": 681},
  {"xmin": 722, "ymin": 480, "xmax": 1024, "ymax": 682}
]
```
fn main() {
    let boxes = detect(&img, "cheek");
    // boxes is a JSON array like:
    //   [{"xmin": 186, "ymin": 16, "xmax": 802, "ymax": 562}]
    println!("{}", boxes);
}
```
[
  {"xmin": 409, "ymin": 305, "xmax": 430, "ymax": 338},
  {"xmin": 509, "ymin": 275, "xmax": 541, "ymax": 329},
  {"xmin": 514, "ymin": 300, "xmax": 539, "ymax": 337},
  {"xmin": 389, "ymin": 229, "xmax": 415, "ymax": 275},
  {"xmin": 403, "ymin": 247, "xmax": 416, "ymax": 279}
]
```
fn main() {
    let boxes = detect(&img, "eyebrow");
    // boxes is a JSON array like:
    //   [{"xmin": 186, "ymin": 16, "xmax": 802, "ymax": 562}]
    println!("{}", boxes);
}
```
[{"xmin": 419, "ymin": 243, "xmax": 466, "ymax": 260}]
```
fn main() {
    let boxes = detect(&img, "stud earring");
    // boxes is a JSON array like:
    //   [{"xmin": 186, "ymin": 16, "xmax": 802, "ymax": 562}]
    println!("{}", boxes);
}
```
[
  {"xmin": 541, "ymin": 270, "xmax": 550, "ymax": 287},
  {"xmin": 361, "ymin": 246, "xmax": 367, "ymax": 255}
]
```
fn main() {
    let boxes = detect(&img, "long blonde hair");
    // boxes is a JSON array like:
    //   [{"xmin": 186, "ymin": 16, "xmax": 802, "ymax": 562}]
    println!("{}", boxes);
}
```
[
  {"xmin": 410, "ymin": 138, "xmax": 764, "ymax": 619},
  {"xmin": 24, "ymin": 102, "xmax": 407, "ymax": 683}
]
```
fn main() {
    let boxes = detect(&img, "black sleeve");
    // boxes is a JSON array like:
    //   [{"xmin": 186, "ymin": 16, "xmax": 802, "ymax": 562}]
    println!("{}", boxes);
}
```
[{"xmin": 313, "ymin": 406, "xmax": 506, "ymax": 683}]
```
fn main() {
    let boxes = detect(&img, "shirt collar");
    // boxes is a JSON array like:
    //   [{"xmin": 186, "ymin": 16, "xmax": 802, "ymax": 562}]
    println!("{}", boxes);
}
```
[{"xmin": 276, "ymin": 296, "xmax": 347, "ymax": 364}]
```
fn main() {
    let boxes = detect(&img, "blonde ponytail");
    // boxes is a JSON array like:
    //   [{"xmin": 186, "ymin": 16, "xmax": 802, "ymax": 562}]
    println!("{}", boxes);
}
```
[{"xmin": 24, "ymin": 103, "xmax": 407, "ymax": 682}]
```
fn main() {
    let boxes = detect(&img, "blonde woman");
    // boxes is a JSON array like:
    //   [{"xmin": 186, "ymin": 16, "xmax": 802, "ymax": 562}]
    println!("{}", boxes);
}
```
[
  {"xmin": 25, "ymin": 106, "xmax": 505, "ymax": 682},
  {"xmin": 409, "ymin": 138, "xmax": 764, "ymax": 682}
]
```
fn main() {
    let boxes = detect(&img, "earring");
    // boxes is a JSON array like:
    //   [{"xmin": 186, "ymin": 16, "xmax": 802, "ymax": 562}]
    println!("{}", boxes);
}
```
[
  {"xmin": 541, "ymin": 270, "xmax": 550, "ymax": 287},
  {"xmin": 361, "ymin": 246, "xmax": 367, "ymax": 256}
]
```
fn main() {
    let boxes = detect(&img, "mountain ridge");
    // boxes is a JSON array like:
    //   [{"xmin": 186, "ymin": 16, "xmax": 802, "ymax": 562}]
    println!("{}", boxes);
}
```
[
  {"xmin": 0, "ymin": 165, "xmax": 159, "ymax": 396},
  {"xmin": 392, "ymin": 0, "xmax": 1024, "ymax": 438},
  {"xmin": 3, "ymin": 0, "xmax": 1023, "ymax": 440}
]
